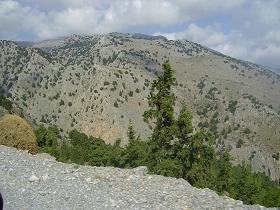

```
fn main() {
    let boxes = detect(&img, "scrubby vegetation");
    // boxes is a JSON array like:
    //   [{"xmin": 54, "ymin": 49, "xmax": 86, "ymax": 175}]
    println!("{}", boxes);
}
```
[
  {"xmin": 35, "ymin": 124, "xmax": 59, "ymax": 148},
  {"xmin": 0, "ymin": 91, "xmax": 12, "ymax": 112},
  {"xmin": 0, "ymin": 114, "xmax": 38, "ymax": 154},
  {"xmin": 16, "ymin": 62, "xmax": 280, "ymax": 207}
]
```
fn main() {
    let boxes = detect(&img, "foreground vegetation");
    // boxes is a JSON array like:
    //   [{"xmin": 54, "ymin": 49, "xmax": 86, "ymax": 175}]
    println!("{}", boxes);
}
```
[
  {"xmin": 0, "ymin": 114, "xmax": 38, "ymax": 154},
  {"xmin": 0, "ymin": 62, "xmax": 279, "ymax": 207}
]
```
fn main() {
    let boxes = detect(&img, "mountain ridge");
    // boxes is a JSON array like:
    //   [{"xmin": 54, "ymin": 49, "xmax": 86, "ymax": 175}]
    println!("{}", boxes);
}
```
[{"xmin": 15, "ymin": 33, "xmax": 280, "ymax": 73}]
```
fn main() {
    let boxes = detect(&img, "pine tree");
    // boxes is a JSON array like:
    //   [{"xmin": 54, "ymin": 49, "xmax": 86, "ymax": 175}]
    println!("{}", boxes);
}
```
[
  {"xmin": 123, "ymin": 120, "xmax": 149, "ymax": 168},
  {"xmin": 143, "ymin": 61, "xmax": 176, "ymax": 150},
  {"xmin": 184, "ymin": 131, "xmax": 217, "ymax": 188},
  {"xmin": 127, "ymin": 120, "xmax": 136, "ymax": 142},
  {"xmin": 176, "ymin": 104, "xmax": 193, "ymax": 141}
]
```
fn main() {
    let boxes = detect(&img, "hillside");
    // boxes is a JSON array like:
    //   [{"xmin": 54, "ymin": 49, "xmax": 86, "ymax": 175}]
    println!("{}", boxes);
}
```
[
  {"xmin": 0, "ymin": 145, "xmax": 270, "ymax": 210},
  {"xmin": 0, "ymin": 33, "xmax": 280, "ymax": 180}
]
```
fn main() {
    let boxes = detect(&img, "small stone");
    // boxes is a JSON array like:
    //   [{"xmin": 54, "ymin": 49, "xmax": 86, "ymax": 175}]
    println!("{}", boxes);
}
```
[
  {"xmin": 126, "ymin": 175, "xmax": 134, "ymax": 180},
  {"xmin": 39, "ymin": 191, "xmax": 48, "ymax": 196},
  {"xmin": 133, "ymin": 166, "xmax": 148, "ymax": 176},
  {"xmin": 64, "ymin": 195, "xmax": 70, "ymax": 200},
  {"xmin": 41, "ymin": 174, "xmax": 49, "ymax": 181},
  {"xmin": 92, "ymin": 179, "xmax": 100, "ymax": 185},
  {"xmin": 85, "ymin": 177, "xmax": 91, "ymax": 183},
  {"xmin": 110, "ymin": 199, "xmax": 117, "ymax": 207},
  {"xmin": 29, "ymin": 175, "xmax": 39, "ymax": 182}
]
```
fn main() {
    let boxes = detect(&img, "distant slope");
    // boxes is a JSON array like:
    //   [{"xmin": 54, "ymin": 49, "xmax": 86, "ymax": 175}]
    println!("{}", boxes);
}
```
[{"xmin": 0, "ymin": 33, "xmax": 280, "ymax": 180}]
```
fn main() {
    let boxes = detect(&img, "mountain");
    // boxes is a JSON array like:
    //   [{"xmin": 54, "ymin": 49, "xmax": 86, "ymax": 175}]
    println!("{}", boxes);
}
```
[{"xmin": 0, "ymin": 33, "xmax": 279, "ymax": 180}]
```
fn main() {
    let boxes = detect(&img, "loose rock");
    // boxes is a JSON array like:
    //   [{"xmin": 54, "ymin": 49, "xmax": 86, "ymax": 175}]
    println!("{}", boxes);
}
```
[
  {"xmin": 29, "ymin": 175, "xmax": 39, "ymax": 182},
  {"xmin": 0, "ymin": 146, "xmax": 272, "ymax": 210}
]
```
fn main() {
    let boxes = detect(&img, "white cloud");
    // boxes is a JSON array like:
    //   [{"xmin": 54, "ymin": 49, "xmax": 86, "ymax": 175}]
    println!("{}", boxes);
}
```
[
  {"xmin": 18, "ymin": 0, "xmax": 105, "ymax": 10},
  {"xmin": 251, "ymin": 45, "xmax": 280, "ymax": 68},
  {"xmin": 98, "ymin": 0, "xmax": 181, "ymax": 31},
  {"xmin": 0, "ymin": 1, "xmax": 43, "ymax": 39},
  {"xmin": 35, "ymin": 8, "xmax": 102, "ymax": 39},
  {"xmin": 0, "ymin": 0, "xmax": 248, "ymax": 39},
  {"xmin": 156, "ymin": 21, "xmax": 280, "ymax": 68},
  {"xmin": 155, "ymin": 0, "xmax": 280, "ymax": 69}
]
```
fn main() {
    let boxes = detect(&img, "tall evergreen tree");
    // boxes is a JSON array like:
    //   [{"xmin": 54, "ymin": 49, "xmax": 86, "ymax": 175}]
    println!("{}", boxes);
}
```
[
  {"xmin": 127, "ymin": 120, "xmax": 137, "ymax": 142},
  {"xmin": 143, "ymin": 61, "xmax": 176, "ymax": 150},
  {"xmin": 123, "ymin": 120, "xmax": 149, "ymax": 168}
]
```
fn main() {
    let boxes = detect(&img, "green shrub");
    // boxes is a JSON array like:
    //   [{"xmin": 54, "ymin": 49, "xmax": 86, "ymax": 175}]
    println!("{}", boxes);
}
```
[
  {"xmin": 224, "ymin": 115, "xmax": 229, "ymax": 122},
  {"xmin": 244, "ymin": 128, "xmax": 251, "ymax": 134},
  {"xmin": 236, "ymin": 139, "xmax": 243, "ymax": 148},
  {"xmin": 128, "ymin": 91, "xmax": 133, "ymax": 97},
  {"xmin": 35, "ymin": 124, "xmax": 59, "ymax": 148},
  {"xmin": 104, "ymin": 81, "xmax": 110, "ymax": 86},
  {"xmin": 59, "ymin": 100, "xmax": 65, "ymax": 106},
  {"xmin": 272, "ymin": 153, "xmax": 279, "ymax": 161},
  {"xmin": 227, "ymin": 100, "xmax": 238, "ymax": 114},
  {"xmin": 0, "ymin": 92, "xmax": 12, "ymax": 112}
]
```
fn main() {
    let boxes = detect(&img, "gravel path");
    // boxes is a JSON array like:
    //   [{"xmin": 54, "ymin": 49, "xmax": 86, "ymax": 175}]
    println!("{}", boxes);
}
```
[{"xmin": 0, "ymin": 146, "xmax": 273, "ymax": 210}]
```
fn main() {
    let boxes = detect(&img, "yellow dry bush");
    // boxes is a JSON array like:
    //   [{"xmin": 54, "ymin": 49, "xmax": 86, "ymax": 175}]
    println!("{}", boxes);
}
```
[{"xmin": 0, "ymin": 114, "xmax": 38, "ymax": 154}]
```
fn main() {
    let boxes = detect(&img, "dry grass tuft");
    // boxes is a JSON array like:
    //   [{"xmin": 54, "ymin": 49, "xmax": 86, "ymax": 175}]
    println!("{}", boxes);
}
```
[{"xmin": 0, "ymin": 114, "xmax": 38, "ymax": 154}]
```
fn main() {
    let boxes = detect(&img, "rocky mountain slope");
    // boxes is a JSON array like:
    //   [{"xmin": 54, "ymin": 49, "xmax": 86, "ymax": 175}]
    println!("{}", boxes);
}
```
[
  {"xmin": 0, "ymin": 33, "xmax": 280, "ymax": 180},
  {"xmin": 0, "ymin": 145, "xmax": 271, "ymax": 210}
]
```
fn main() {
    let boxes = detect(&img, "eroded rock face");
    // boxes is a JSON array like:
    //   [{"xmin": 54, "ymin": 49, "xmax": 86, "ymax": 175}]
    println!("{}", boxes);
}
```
[
  {"xmin": 0, "ymin": 146, "xmax": 269, "ymax": 210},
  {"xmin": 0, "ymin": 33, "xmax": 280, "ymax": 179}
]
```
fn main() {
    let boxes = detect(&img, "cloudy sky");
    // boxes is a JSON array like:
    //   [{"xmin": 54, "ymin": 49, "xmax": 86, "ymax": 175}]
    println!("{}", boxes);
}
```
[{"xmin": 0, "ymin": 0, "xmax": 280, "ymax": 70}]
